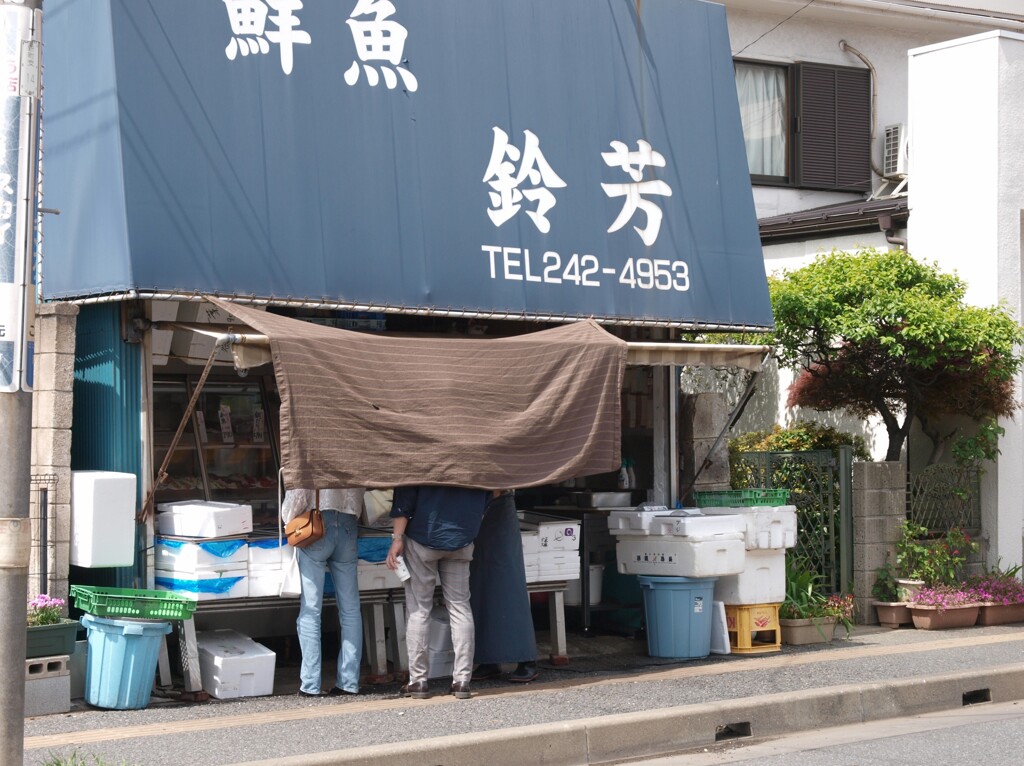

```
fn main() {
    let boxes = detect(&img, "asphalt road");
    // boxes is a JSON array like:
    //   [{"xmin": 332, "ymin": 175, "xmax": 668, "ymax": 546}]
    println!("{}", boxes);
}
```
[{"xmin": 624, "ymin": 699, "xmax": 1024, "ymax": 765}]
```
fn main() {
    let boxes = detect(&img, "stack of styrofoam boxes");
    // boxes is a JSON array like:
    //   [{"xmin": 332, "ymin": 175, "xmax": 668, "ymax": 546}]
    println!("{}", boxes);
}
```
[
  {"xmin": 154, "ymin": 501, "xmax": 253, "ymax": 600},
  {"xmin": 701, "ymin": 505, "xmax": 798, "ymax": 606},
  {"xmin": 357, "ymin": 532, "xmax": 402, "ymax": 591},
  {"xmin": 247, "ymin": 536, "xmax": 288, "ymax": 597},
  {"xmin": 519, "ymin": 512, "xmax": 581, "ymax": 583},
  {"xmin": 195, "ymin": 629, "xmax": 276, "ymax": 698},
  {"xmin": 521, "ymin": 528, "xmax": 540, "ymax": 583},
  {"xmin": 609, "ymin": 508, "xmax": 747, "ymax": 578}
]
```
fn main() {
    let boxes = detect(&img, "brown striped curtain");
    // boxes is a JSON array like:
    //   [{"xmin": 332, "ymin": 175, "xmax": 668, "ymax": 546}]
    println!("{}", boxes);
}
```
[{"xmin": 207, "ymin": 297, "xmax": 626, "ymax": 491}]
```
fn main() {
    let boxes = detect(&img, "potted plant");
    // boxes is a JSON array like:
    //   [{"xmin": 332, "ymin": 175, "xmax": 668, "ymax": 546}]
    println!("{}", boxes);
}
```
[
  {"xmin": 871, "ymin": 561, "xmax": 912, "ymax": 628},
  {"xmin": 26, "ymin": 594, "xmax": 79, "ymax": 659},
  {"xmin": 908, "ymin": 585, "xmax": 981, "ymax": 630},
  {"xmin": 779, "ymin": 558, "xmax": 849, "ymax": 645},
  {"xmin": 894, "ymin": 521, "xmax": 979, "ymax": 599},
  {"xmin": 965, "ymin": 563, "xmax": 1024, "ymax": 626}
]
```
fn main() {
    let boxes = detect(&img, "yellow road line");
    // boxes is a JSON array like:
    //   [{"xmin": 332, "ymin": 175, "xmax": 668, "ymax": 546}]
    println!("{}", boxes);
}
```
[{"xmin": 26, "ymin": 631, "xmax": 1024, "ymax": 751}]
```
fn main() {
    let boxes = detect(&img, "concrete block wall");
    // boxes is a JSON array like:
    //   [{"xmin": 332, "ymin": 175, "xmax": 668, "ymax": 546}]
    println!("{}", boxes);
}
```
[
  {"xmin": 852, "ymin": 461, "xmax": 905, "ymax": 624},
  {"xmin": 29, "ymin": 303, "xmax": 79, "ymax": 607}
]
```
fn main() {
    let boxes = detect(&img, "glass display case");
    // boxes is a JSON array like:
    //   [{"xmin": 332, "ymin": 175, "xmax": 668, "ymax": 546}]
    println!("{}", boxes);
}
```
[{"xmin": 152, "ymin": 376, "xmax": 280, "ymax": 529}]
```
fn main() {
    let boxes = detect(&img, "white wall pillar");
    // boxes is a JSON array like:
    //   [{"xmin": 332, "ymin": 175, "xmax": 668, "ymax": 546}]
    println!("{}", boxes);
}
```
[{"xmin": 908, "ymin": 31, "xmax": 1024, "ymax": 569}]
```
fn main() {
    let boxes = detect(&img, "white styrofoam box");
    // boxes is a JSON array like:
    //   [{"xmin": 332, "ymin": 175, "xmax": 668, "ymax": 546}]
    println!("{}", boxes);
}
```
[
  {"xmin": 607, "ymin": 508, "xmax": 673, "ymax": 535},
  {"xmin": 523, "ymin": 552, "xmax": 540, "ymax": 583},
  {"xmin": 248, "ymin": 569, "xmax": 286, "ymax": 598},
  {"xmin": 565, "ymin": 564, "xmax": 604, "ymax": 606},
  {"xmin": 156, "ymin": 500, "xmax": 253, "ymax": 538},
  {"xmin": 247, "ymin": 537, "xmax": 288, "ymax": 570},
  {"xmin": 428, "ymin": 650, "xmax": 455, "ymax": 679},
  {"xmin": 196, "ymin": 629, "xmax": 276, "ymax": 699},
  {"xmin": 155, "ymin": 566, "xmax": 249, "ymax": 600},
  {"xmin": 713, "ymin": 548, "xmax": 787, "ymax": 604},
  {"xmin": 701, "ymin": 506, "xmax": 798, "ymax": 550},
  {"xmin": 149, "ymin": 300, "xmax": 179, "ymax": 366},
  {"xmin": 519, "ymin": 512, "xmax": 580, "ymax": 552},
  {"xmin": 357, "ymin": 561, "xmax": 402, "ymax": 591},
  {"xmin": 634, "ymin": 513, "xmax": 745, "ymax": 540},
  {"xmin": 155, "ymin": 536, "xmax": 248, "ymax": 573},
  {"xmin": 70, "ymin": 471, "xmax": 137, "ymax": 567},
  {"xmin": 520, "ymin": 530, "xmax": 540, "ymax": 555},
  {"xmin": 428, "ymin": 605, "xmax": 453, "ymax": 653},
  {"xmin": 426, "ymin": 605, "xmax": 457, "ymax": 678},
  {"xmin": 170, "ymin": 303, "xmax": 239, "ymax": 365},
  {"xmin": 615, "ymin": 536, "xmax": 746, "ymax": 577},
  {"xmin": 536, "ymin": 550, "xmax": 580, "ymax": 582}
]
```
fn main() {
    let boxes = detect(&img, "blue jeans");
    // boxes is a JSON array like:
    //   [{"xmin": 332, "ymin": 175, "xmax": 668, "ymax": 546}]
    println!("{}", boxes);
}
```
[{"xmin": 296, "ymin": 511, "xmax": 362, "ymax": 694}]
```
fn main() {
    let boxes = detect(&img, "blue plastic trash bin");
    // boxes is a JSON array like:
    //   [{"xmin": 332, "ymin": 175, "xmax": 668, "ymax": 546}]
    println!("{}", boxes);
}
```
[
  {"xmin": 637, "ymin": 575, "xmax": 716, "ymax": 659},
  {"xmin": 80, "ymin": 613, "xmax": 172, "ymax": 709}
]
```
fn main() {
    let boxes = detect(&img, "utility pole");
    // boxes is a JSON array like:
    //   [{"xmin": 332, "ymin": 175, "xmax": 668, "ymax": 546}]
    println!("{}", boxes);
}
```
[{"xmin": 0, "ymin": 1, "xmax": 43, "ymax": 763}]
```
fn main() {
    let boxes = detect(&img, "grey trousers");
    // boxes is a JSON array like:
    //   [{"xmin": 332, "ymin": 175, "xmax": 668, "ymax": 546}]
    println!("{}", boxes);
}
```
[{"xmin": 402, "ymin": 537, "xmax": 475, "ymax": 685}]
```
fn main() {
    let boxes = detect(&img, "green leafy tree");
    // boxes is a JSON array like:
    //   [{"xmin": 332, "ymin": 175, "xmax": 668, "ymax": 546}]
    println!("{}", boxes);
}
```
[
  {"xmin": 771, "ymin": 248, "xmax": 1024, "ymax": 462},
  {"xmin": 729, "ymin": 420, "xmax": 869, "ymax": 461}
]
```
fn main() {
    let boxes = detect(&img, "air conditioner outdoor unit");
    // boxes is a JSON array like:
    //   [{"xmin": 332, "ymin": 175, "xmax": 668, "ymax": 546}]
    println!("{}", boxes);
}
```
[{"xmin": 883, "ymin": 123, "xmax": 908, "ymax": 178}]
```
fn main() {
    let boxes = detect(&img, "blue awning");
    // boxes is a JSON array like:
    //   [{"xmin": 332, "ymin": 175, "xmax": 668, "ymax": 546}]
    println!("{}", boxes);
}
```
[{"xmin": 41, "ymin": 0, "xmax": 773, "ymax": 330}]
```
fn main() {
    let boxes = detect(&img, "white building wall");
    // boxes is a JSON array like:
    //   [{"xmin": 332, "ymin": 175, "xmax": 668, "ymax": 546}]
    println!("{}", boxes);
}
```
[
  {"xmin": 906, "ymin": 31, "xmax": 1024, "ymax": 569},
  {"xmin": 721, "ymin": 4, "xmax": 987, "ymax": 219}
]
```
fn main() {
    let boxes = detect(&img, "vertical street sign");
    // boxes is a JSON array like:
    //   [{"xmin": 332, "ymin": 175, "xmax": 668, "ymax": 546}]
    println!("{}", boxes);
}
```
[{"xmin": 0, "ymin": 1, "xmax": 39, "ymax": 392}]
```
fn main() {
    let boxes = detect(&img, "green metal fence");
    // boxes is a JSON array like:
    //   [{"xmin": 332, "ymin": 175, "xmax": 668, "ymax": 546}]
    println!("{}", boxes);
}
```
[
  {"xmin": 908, "ymin": 464, "xmax": 981, "ymax": 534},
  {"xmin": 730, "ymin": 446, "xmax": 854, "ymax": 594}
]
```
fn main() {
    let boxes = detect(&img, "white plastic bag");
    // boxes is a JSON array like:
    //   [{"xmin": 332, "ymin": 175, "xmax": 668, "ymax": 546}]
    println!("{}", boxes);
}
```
[{"xmin": 279, "ymin": 548, "xmax": 302, "ymax": 598}]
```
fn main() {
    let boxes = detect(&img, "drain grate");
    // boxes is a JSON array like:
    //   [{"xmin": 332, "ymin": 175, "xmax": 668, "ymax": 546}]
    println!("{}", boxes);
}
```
[
  {"xmin": 715, "ymin": 721, "xmax": 752, "ymax": 742},
  {"xmin": 963, "ymin": 688, "xmax": 992, "ymax": 706}
]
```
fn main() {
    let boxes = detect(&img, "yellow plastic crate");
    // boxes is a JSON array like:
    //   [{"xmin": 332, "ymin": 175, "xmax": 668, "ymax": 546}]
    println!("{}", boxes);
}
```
[{"xmin": 724, "ymin": 602, "xmax": 781, "ymax": 654}]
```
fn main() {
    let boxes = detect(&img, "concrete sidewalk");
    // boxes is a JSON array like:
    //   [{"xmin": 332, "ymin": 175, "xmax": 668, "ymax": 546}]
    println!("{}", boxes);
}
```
[{"xmin": 23, "ymin": 624, "xmax": 1024, "ymax": 766}]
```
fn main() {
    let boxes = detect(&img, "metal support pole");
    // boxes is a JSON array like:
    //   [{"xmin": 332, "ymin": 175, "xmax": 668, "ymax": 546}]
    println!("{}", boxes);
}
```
[
  {"xmin": 0, "ymin": 3, "xmax": 44, "ymax": 760},
  {"xmin": 0, "ymin": 391, "xmax": 32, "ymax": 764}
]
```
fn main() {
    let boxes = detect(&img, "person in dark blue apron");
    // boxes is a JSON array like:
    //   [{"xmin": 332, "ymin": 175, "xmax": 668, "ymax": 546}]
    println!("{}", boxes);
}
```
[{"xmin": 470, "ymin": 490, "xmax": 539, "ymax": 683}]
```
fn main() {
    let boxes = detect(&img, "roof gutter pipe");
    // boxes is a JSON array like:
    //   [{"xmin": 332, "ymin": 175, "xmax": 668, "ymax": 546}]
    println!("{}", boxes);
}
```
[{"xmin": 814, "ymin": 0, "xmax": 1024, "ymax": 31}]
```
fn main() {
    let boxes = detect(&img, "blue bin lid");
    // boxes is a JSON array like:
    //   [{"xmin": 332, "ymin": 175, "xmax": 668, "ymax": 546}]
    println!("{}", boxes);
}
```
[
  {"xmin": 81, "ymin": 613, "xmax": 172, "ymax": 635},
  {"xmin": 636, "ymin": 575, "xmax": 718, "ymax": 586}
]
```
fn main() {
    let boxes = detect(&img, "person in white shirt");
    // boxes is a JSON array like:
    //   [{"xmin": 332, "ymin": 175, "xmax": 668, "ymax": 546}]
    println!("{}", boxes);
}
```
[{"xmin": 282, "ymin": 487, "xmax": 364, "ymax": 697}]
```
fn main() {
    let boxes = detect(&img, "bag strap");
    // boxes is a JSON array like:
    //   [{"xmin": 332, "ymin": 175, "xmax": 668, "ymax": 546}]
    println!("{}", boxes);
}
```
[{"xmin": 277, "ymin": 467, "xmax": 285, "ymax": 548}]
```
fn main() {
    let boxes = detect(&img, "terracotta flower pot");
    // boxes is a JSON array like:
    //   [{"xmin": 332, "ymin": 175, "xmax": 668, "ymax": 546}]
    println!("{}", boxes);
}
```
[
  {"xmin": 872, "ymin": 601, "xmax": 912, "ymax": 628},
  {"xmin": 895, "ymin": 578, "xmax": 925, "ymax": 602},
  {"xmin": 780, "ymin": 616, "xmax": 836, "ymax": 645},
  {"xmin": 908, "ymin": 604, "xmax": 979, "ymax": 630},
  {"xmin": 976, "ymin": 602, "xmax": 1024, "ymax": 626}
]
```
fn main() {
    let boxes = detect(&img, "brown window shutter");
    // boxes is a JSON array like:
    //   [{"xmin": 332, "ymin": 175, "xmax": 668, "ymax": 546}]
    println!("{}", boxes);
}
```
[{"xmin": 794, "ymin": 63, "xmax": 871, "ymax": 192}]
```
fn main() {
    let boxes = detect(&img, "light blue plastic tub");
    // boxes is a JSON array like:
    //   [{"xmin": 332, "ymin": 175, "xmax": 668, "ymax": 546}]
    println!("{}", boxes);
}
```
[
  {"xmin": 637, "ymin": 575, "xmax": 716, "ymax": 659},
  {"xmin": 81, "ymin": 613, "xmax": 172, "ymax": 709}
]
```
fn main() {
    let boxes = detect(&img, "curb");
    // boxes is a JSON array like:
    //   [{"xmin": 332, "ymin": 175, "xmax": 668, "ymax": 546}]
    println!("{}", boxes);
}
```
[{"xmin": 229, "ymin": 664, "xmax": 1024, "ymax": 766}]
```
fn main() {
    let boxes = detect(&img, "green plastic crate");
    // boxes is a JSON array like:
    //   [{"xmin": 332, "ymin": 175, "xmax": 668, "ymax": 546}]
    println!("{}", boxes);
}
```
[
  {"xmin": 70, "ymin": 585, "xmax": 198, "ymax": 621},
  {"xmin": 693, "ymin": 489, "xmax": 790, "ymax": 508}
]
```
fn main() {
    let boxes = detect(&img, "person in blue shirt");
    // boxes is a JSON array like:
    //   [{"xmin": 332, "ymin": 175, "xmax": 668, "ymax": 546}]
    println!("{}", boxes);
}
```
[{"xmin": 386, "ymin": 485, "xmax": 490, "ymax": 700}]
